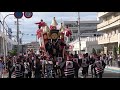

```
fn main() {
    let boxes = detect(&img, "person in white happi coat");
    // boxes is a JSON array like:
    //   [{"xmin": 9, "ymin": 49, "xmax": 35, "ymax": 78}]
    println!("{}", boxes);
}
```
[{"xmin": 93, "ymin": 56, "xmax": 106, "ymax": 78}]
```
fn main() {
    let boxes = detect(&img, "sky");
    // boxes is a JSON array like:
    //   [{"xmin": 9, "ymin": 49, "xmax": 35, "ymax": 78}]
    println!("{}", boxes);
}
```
[{"xmin": 0, "ymin": 12, "xmax": 97, "ymax": 44}]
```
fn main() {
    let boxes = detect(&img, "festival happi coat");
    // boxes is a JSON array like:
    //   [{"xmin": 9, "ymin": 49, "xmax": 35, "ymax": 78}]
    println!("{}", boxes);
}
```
[{"xmin": 35, "ymin": 17, "xmax": 72, "ymax": 60}]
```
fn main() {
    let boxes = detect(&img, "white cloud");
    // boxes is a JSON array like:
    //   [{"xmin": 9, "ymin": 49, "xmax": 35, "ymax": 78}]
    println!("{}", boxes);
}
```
[{"xmin": 0, "ymin": 12, "xmax": 97, "ymax": 44}]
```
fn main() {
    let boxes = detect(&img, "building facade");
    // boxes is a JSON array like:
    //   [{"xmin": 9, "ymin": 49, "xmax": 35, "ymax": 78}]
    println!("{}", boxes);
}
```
[
  {"xmin": 69, "ymin": 37, "xmax": 102, "ymax": 54},
  {"xmin": 25, "ymin": 42, "xmax": 39, "ymax": 53},
  {"xmin": 0, "ymin": 27, "xmax": 18, "ymax": 56},
  {"xmin": 63, "ymin": 20, "xmax": 101, "ymax": 43},
  {"xmin": 97, "ymin": 12, "xmax": 120, "ymax": 54}
]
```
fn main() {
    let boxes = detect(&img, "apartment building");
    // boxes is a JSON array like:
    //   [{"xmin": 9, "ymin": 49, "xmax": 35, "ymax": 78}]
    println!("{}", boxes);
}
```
[
  {"xmin": 69, "ymin": 37, "xmax": 102, "ymax": 54},
  {"xmin": 63, "ymin": 20, "xmax": 100, "ymax": 43},
  {"xmin": 0, "ymin": 25, "xmax": 18, "ymax": 56},
  {"xmin": 97, "ymin": 12, "xmax": 120, "ymax": 54}
]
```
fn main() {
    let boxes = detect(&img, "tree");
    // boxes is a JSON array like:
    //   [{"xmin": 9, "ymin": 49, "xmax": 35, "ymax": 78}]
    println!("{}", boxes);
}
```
[
  {"xmin": 9, "ymin": 50, "xmax": 17, "ymax": 56},
  {"xmin": 97, "ymin": 49, "xmax": 101, "ymax": 54},
  {"xmin": 92, "ymin": 48, "xmax": 96, "ymax": 55},
  {"xmin": 113, "ymin": 46, "xmax": 117, "ymax": 60},
  {"xmin": 118, "ymin": 45, "xmax": 120, "ymax": 54}
]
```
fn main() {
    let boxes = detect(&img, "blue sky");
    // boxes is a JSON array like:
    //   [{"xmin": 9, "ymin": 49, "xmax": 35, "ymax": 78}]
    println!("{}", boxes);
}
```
[{"xmin": 0, "ymin": 12, "xmax": 97, "ymax": 44}]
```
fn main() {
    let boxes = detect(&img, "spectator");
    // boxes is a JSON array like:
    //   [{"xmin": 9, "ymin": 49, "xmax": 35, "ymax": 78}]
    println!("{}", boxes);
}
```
[
  {"xmin": 7, "ymin": 57, "xmax": 13, "ymax": 78},
  {"xmin": 14, "ymin": 58, "xmax": 25, "ymax": 78},
  {"xmin": 117, "ymin": 54, "xmax": 120, "ymax": 68},
  {"xmin": 0, "ymin": 58, "xmax": 4, "ymax": 78},
  {"xmin": 34, "ymin": 58, "xmax": 42, "ymax": 78}
]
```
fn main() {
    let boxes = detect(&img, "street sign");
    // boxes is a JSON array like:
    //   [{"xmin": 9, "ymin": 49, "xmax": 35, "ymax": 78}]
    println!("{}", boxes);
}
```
[
  {"xmin": 24, "ymin": 12, "xmax": 33, "ymax": 18},
  {"xmin": 14, "ymin": 12, "xmax": 23, "ymax": 19}
]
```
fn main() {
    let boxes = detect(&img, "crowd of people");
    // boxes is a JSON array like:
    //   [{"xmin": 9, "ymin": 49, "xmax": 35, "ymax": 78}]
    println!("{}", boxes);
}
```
[{"xmin": 1, "ymin": 50, "xmax": 115, "ymax": 78}]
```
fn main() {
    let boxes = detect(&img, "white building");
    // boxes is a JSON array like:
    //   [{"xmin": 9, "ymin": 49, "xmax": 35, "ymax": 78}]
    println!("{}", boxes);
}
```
[
  {"xmin": 69, "ymin": 37, "xmax": 102, "ymax": 54},
  {"xmin": 0, "ymin": 21, "xmax": 18, "ymax": 56},
  {"xmin": 97, "ymin": 12, "xmax": 120, "ymax": 54},
  {"xmin": 63, "ymin": 20, "xmax": 101, "ymax": 43},
  {"xmin": 25, "ymin": 42, "xmax": 39, "ymax": 53}
]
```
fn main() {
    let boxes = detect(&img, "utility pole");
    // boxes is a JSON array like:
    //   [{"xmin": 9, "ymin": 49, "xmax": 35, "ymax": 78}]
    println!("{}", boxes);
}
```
[
  {"xmin": 78, "ymin": 12, "xmax": 81, "ymax": 54},
  {"xmin": 2, "ymin": 14, "xmax": 14, "ymax": 78},
  {"xmin": 17, "ymin": 18, "xmax": 20, "ymax": 55}
]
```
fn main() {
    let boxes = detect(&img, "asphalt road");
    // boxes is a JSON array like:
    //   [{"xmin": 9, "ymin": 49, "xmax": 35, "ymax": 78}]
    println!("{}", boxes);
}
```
[
  {"xmin": 3, "ymin": 67, "xmax": 120, "ymax": 78},
  {"xmin": 78, "ymin": 67, "xmax": 120, "ymax": 78}
]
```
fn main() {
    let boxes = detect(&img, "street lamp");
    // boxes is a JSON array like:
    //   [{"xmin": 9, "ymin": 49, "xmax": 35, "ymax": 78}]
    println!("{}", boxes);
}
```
[{"xmin": 2, "ymin": 14, "xmax": 14, "ymax": 70}]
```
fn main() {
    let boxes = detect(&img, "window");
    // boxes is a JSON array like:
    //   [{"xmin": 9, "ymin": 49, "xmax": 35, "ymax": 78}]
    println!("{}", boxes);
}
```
[
  {"xmin": 112, "ymin": 31, "xmax": 115, "ymax": 36},
  {"xmin": 116, "ymin": 30, "xmax": 118, "ymax": 34},
  {"xmin": 72, "ymin": 36, "xmax": 75, "ymax": 40},
  {"xmin": 72, "ymin": 30, "xmax": 78, "ymax": 33},
  {"xmin": 65, "ymin": 23, "xmax": 78, "ymax": 27}
]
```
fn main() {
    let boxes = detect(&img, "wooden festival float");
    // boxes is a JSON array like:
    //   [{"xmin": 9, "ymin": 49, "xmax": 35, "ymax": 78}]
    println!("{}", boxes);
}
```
[{"xmin": 35, "ymin": 17, "xmax": 72, "ymax": 61}]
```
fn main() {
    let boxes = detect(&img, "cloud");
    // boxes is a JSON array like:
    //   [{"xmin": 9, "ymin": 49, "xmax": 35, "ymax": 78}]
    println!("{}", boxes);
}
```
[{"xmin": 1, "ymin": 12, "xmax": 97, "ymax": 44}]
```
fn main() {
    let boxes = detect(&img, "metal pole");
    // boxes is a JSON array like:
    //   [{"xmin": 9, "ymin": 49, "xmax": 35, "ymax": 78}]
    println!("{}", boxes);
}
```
[
  {"xmin": 78, "ymin": 12, "xmax": 81, "ymax": 54},
  {"xmin": 17, "ymin": 18, "xmax": 19, "ymax": 56},
  {"xmin": 5, "ymin": 27, "xmax": 8, "ymax": 56},
  {"xmin": 2, "ymin": 14, "xmax": 14, "ymax": 71},
  {"xmin": 2, "ymin": 19, "xmax": 6, "ymax": 71}
]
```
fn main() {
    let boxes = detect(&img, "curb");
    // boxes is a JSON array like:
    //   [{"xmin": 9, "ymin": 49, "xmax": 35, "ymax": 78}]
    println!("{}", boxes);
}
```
[{"xmin": 105, "ymin": 68, "xmax": 120, "ymax": 73}]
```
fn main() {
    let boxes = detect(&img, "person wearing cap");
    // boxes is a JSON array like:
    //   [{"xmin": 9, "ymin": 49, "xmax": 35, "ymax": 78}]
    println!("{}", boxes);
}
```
[{"xmin": 0, "ymin": 58, "xmax": 4, "ymax": 78}]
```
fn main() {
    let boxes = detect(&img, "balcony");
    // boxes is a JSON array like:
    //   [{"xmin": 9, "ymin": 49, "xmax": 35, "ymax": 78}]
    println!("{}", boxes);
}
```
[
  {"xmin": 80, "ymin": 26, "xmax": 97, "ymax": 30},
  {"xmin": 97, "ymin": 15, "xmax": 120, "ymax": 31},
  {"xmin": 98, "ymin": 33, "xmax": 118, "ymax": 44},
  {"xmin": 98, "ymin": 12, "xmax": 111, "ymax": 18}
]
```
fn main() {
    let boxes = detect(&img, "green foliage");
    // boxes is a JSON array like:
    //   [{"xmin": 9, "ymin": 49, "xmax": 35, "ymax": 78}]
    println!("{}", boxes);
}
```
[
  {"xmin": 8, "ymin": 50, "xmax": 17, "ymax": 56},
  {"xmin": 97, "ymin": 49, "xmax": 101, "ymax": 54},
  {"xmin": 118, "ymin": 45, "xmax": 120, "ymax": 54},
  {"xmin": 92, "ymin": 48, "xmax": 96, "ymax": 54},
  {"xmin": 113, "ymin": 46, "xmax": 117, "ymax": 59}
]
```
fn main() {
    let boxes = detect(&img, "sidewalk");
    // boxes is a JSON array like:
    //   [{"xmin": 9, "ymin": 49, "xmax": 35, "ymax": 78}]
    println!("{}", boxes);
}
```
[{"xmin": 105, "ymin": 66, "xmax": 120, "ymax": 73}]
